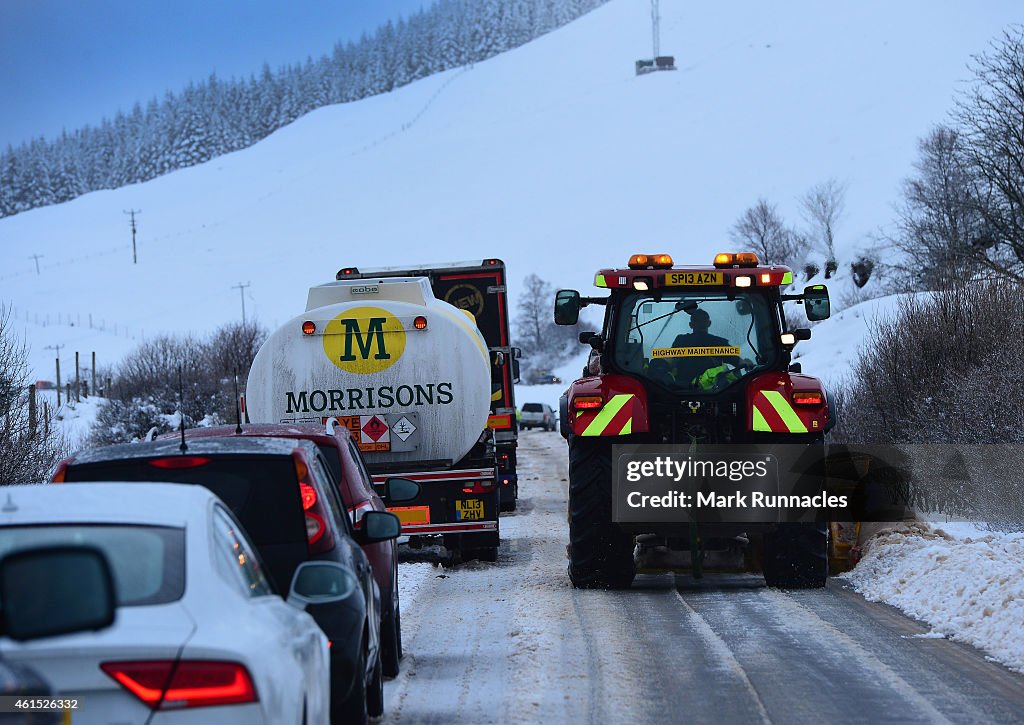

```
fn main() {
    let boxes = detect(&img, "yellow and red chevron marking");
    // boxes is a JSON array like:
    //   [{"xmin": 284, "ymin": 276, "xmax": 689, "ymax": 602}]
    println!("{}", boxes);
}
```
[
  {"xmin": 751, "ymin": 389, "xmax": 808, "ymax": 433},
  {"xmin": 576, "ymin": 393, "xmax": 635, "ymax": 436}
]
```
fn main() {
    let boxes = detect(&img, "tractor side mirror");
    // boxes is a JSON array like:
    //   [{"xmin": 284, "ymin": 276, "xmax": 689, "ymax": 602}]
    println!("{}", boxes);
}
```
[
  {"xmin": 803, "ymin": 285, "xmax": 831, "ymax": 321},
  {"xmin": 554, "ymin": 290, "xmax": 581, "ymax": 325}
]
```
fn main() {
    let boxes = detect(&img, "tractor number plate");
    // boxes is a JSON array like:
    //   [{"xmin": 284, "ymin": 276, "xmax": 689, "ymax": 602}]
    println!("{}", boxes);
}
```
[
  {"xmin": 455, "ymin": 499, "xmax": 484, "ymax": 521},
  {"xmin": 666, "ymin": 271, "xmax": 723, "ymax": 286}
]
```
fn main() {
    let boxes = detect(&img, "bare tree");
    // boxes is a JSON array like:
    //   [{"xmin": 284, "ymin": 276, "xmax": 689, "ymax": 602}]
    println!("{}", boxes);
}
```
[
  {"xmin": 730, "ymin": 198, "xmax": 799, "ymax": 265},
  {"xmin": 0, "ymin": 305, "xmax": 67, "ymax": 482},
  {"xmin": 800, "ymin": 178, "xmax": 847, "ymax": 272},
  {"xmin": 891, "ymin": 126, "xmax": 985, "ymax": 288},
  {"xmin": 954, "ymin": 25, "xmax": 1024, "ymax": 282},
  {"xmin": 514, "ymin": 274, "xmax": 583, "ymax": 374}
]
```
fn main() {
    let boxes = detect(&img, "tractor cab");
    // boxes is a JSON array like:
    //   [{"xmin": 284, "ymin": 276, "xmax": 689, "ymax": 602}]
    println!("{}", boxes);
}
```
[{"xmin": 555, "ymin": 252, "xmax": 833, "ymax": 443}]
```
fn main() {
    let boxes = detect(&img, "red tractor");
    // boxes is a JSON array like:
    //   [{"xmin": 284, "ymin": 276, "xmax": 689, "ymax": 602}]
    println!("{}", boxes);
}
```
[{"xmin": 555, "ymin": 252, "xmax": 834, "ymax": 589}]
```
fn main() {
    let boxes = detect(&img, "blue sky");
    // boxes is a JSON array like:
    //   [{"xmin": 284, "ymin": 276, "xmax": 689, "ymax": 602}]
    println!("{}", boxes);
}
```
[{"xmin": 0, "ymin": 0, "xmax": 431, "ymax": 149}]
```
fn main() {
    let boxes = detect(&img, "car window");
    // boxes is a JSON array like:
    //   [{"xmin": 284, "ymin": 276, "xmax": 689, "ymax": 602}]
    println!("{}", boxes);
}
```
[
  {"xmin": 523, "ymin": 403, "xmax": 542, "ymax": 412},
  {"xmin": 345, "ymin": 435, "xmax": 374, "ymax": 492},
  {"xmin": 0, "ymin": 524, "xmax": 185, "ymax": 606},
  {"xmin": 211, "ymin": 505, "xmax": 273, "ymax": 598},
  {"xmin": 66, "ymin": 456, "xmax": 308, "ymax": 546}
]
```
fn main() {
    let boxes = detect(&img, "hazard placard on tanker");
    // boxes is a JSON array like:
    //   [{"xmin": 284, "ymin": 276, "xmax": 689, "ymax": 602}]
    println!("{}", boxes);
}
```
[
  {"xmin": 651, "ymin": 346, "xmax": 741, "ymax": 358},
  {"xmin": 665, "ymin": 271, "xmax": 723, "ymax": 285}
]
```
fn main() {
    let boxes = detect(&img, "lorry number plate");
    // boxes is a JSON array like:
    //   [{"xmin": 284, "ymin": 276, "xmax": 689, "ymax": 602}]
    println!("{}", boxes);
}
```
[
  {"xmin": 666, "ymin": 272, "xmax": 723, "ymax": 286},
  {"xmin": 455, "ymin": 499, "xmax": 484, "ymax": 521}
]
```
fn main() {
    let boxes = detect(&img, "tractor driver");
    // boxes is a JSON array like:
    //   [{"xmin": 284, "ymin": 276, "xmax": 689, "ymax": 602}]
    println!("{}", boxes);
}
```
[{"xmin": 670, "ymin": 308, "xmax": 751, "ymax": 389}]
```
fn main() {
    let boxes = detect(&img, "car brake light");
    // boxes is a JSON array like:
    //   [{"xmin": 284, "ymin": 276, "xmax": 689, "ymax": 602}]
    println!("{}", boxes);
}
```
[
  {"xmin": 149, "ymin": 457, "xmax": 212, "ymax": 469},
  {"xmin": 101, "ymin": 660, "xmax": 257, "ymax": 709},
  {"xmin": 300, "ymin": 482, "xmax": 317, "ymax": 511},
  {"xmin": 293, "ymin": 452, "xmax": 335, "ymax": 554},
  {"xmin": 792, "ymin": 391, "xmax": 824, "ymax": 406}
]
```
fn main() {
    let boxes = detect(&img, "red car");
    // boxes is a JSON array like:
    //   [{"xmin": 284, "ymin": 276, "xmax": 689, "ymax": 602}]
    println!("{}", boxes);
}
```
[{"xmin": 158, "ymin": 421, "xmax": 419, "ymax": 678}]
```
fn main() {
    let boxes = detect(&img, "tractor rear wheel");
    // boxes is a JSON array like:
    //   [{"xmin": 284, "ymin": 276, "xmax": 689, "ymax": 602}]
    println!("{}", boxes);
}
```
[
  {"xmin": 567, "ymin": 437, "xmax": 635, "ymax": 589},
  {"xmin": 762, "ymin": 522, "xmax": 829, "ymax": 589}
]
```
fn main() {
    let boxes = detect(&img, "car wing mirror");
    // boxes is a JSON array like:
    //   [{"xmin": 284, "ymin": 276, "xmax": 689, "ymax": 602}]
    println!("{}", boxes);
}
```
[
  {"xmin": 356, "ymin": 511, "xmax": 403, "ymax": 544},
  {"xmin": 0, "ymin": 545, "xmax": 116, "ymax": 641},
  {"xmin": 383, "ymin": 477, "xmax": 421, "ymax": 504}
]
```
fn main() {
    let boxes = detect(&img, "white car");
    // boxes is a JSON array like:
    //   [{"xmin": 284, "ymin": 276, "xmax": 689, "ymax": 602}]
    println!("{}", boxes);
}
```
[
  {"xmin": 0, "ymin": 482, "xmax": 338, "ymax": 725},
  {"xmin": 521, "ymin": 402, "xmax": 557, "ymax": 431}
]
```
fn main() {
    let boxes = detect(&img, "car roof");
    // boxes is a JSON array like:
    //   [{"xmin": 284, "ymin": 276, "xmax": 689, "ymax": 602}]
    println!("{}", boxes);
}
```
[
  {"xmin": 163, "ymin": 423, "xmax": 341, "ymax": 447},
  {"xmin": 70, "ymin": 436, "xmax": 317, "ymax": 465},
  {"xmin": 0, "ymin": 482, "xmax": 215, "ymax": 528}
]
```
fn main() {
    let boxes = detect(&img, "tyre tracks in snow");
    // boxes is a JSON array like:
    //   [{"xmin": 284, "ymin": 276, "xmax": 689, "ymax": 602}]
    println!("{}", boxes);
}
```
[{"xmin": 381, "ymin": 432, "xmax": 1024, "ymax": 724}]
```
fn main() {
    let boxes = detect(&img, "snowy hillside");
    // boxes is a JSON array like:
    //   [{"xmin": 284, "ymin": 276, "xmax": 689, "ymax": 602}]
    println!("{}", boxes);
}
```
[{"xmin": 2, "ymin": 0, "xmax": 1020, "ymax": 384}]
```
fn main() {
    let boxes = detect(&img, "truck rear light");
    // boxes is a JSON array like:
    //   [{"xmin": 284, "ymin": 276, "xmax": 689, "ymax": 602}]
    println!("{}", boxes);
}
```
[
  {"xmin": 148, "ymin": 456, "xmax": 212, "ymax": 470},
  {"xmin": 573, "ymin": 396, "xmax": 603, "ymax": 410},
  {"xmin": 792, "ymin": 391, "xmax": 824, "ymax": 406},
  {"xmin": 50, "ymin": 458, "xmax": 73, "ymax": 483},
  {"xmin": 414, "ymin": 316, "xmax": 428, "ymax": 330},
  {"xmin": 462, "ymin": 480, "xmax": 494, "ymax": 493},
  {"xmin": 293, "ymin": 452, "xmax": 335, "ymax": 554},
  {"xmin": 302, "ymin": 321, "xmax": 316, "ymax": 335},
  {"xmin": 101, "ymin": 660, "xmax": 257, "ymax": 709},
  {"xmin": 735, "ymin": 276, "xmax": 753, "ymax": 287}
]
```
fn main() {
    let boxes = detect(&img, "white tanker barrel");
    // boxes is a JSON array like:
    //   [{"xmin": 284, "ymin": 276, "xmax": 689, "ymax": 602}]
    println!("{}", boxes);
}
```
[{"xmin": 245, "ymin": 278, "xmax": 491, "ymax": 465}]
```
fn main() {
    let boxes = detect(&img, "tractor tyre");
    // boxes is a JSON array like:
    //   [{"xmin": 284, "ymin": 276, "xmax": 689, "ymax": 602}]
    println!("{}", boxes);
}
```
[
  {"xmin": 567, "ymin": 437, "xmax": 635, "ymax": 589},
  {"xmin": 762, "ymin": 522, "xmax": 829, "ymax": 589}
]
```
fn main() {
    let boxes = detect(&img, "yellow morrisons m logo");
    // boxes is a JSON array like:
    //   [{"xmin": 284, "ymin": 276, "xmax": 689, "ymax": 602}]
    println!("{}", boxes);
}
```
[{"xmin": 323, "ymin": 307, "xmax": 406, "ymax": 374}]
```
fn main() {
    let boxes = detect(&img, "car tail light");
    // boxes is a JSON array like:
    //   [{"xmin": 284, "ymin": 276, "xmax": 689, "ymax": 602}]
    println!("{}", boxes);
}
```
[
  {"xmin": 148, "ymin": 456, "xmax": 212, "ymax": 469},
  {"xmin": 792, "ymin": 391, "xmax": 824, "ymax": 406},
  {"xmin": 101, "ymin": 660, "xmax": 257, "ymax": 709},
  {"xmin": 293, "ymin": 452, "xmax": 335, "ymax": 554}
]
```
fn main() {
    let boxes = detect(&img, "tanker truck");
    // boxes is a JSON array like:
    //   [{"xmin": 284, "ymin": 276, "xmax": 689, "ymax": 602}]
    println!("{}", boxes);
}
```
[
  {"xmin": 336, "ymin": 259, "xmax": 521, "ymax": 512},
  {"xmin": 245, "ymin": 276, "xmax": 501, "ymax": 561}
]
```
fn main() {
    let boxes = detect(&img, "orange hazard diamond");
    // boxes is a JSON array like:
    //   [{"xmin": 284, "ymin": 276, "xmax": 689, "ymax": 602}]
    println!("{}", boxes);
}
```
[{"xmin": 361, "ymin": 415, "xmax": 388, "ymax": 442}]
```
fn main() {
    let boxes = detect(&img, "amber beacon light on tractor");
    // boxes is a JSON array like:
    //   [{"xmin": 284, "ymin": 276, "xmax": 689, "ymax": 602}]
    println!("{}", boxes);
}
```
[{"xmin": 553, "ymin": 252, "xmax": 835, "ymax": 590}]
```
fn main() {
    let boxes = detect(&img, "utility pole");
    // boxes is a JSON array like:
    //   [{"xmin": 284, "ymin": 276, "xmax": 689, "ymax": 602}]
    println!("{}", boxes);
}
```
[
  {"xmin": 28, "ymin": 254, "xmax": 43, "ymax": 275},
  {"xmin": 232, "ymin": 282, "xmax": 251, "ymax": 324},
  {"xmin": 124, "ymin": 209, "xmax": 141, "ymax": 264},
  {"xmin": 651, "ymin": 0, "xmax": 661, "ymax": 58},
  {"xmin": 45, "ymin": 344, "xmax": 63, "ymax": 405}
]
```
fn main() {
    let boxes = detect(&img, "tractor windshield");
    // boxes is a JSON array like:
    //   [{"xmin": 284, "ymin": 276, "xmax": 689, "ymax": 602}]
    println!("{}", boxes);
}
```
[{"xmin": 612, "ymin": 291, "xmax": 780, "ymax": 392}]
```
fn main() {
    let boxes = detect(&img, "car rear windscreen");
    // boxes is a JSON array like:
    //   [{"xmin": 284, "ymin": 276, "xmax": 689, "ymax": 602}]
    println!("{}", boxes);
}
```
[
  {"xmin": 522, "ymin": 403, "xmax": 543, "ymax": 412},
  {"xmin": 65, "ymin": 457, "xmax": 306, "ymax": 546},
  {"xmin": 0, "ymin": 525, "xmax": 184, "ymax": 606}
]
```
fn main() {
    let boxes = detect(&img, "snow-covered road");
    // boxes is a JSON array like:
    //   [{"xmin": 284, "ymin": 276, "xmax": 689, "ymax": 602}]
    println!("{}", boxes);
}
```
[{"xmin": 383, "ymin": 432, "xmax": 1024, "ymax": 724}]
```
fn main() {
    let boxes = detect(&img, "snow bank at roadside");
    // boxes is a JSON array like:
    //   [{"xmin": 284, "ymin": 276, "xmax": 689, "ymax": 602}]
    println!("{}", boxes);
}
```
[{"xmin": 841, "ymin": 522, "xmax": 1024, "ymax": 672}]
